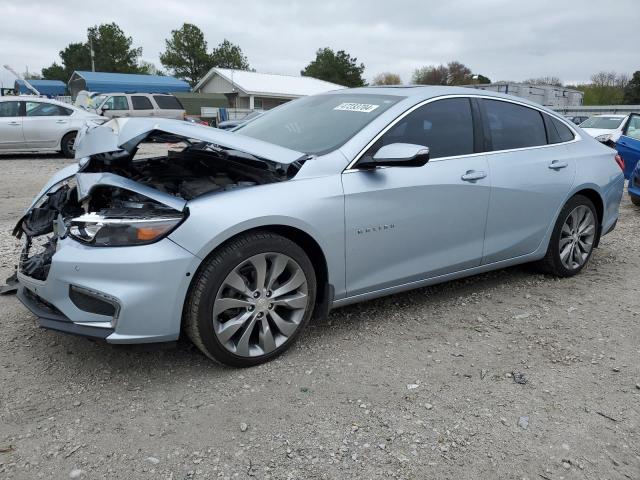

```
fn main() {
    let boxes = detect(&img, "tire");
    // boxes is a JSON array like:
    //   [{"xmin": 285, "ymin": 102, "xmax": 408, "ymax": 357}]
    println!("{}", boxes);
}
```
[
  {"xmin": 630, "ymin": 194, "xmax": 640, "ymax": 207},
  {"xmin": 61, "ymin": 131, "xmax": 77, "ymax": 158},
  {"xmin": 184, "ymin": 231, "xmax": 317, "ymax": 367},
  {"xmin": 536, "ymin": 195, "xmax": 598, "ymax": 277}
]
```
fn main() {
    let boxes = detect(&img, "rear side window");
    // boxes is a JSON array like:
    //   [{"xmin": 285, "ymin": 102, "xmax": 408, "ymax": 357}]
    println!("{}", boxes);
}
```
[
  {"xmin": 0, "ymin": 101, "xmax": 20, "ymax": 117},
  {"xmin": 378, "ymin": 98, "xmax": 475, "ymax": 159},
  {"xmin": 131, "ymin": 96, "xmax": 154, "ymax": 110},
  {"xmin": 544, "ymin": 115, "xmax": 575, "ymax": 144},
  {"xmin": 624, "ymin": 115, "xmax": 640, "ymax": 141},
  {"xmin": 26, "ymin": 102, "xmax": 71, "ymax": 117},
  {"xmin": 153, "ymin": 95, "xmax": 182, "ymax": 109},
  {"xmin": 483, "ymin": 99, "xmax": 547, "ymax": 151}
]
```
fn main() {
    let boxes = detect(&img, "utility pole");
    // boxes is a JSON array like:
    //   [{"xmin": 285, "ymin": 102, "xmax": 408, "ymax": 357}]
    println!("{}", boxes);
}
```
[{"xmin": 90, "ymin": 38, "xmax": 95, "ymax": 72}]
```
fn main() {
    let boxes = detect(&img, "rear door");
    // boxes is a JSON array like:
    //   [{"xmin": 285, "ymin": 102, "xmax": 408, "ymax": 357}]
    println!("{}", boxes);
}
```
[
  {"xmin": 152, "ymin": 95, "xmax": 185, "ymax": 119},
  {"xmin": 480, "ymin": 99, "xmax": 576, "ymax": 264},
  {"xmin": 616, "ymin": 114, "xmax": 640, "ymax": 179},
  {"xmin": 130, "ymin": 95, "xmax": 155, "ymax": 118},
  {"xmin": 23, "ymin": 101, "xmax": 73, "ymax": 148},
  {"xmin": 0, "ymin": 100, "xmax": 24, "ymax": 149}
]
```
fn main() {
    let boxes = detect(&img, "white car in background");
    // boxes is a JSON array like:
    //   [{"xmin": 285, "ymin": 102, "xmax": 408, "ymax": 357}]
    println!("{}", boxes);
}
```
[
  {"xmin": 579, "ymin": 115, "xmax": 629, "ymax": 145},
  {"xmin": 0, "ymin": 97, "xmax": 105, "ymax": 157}
]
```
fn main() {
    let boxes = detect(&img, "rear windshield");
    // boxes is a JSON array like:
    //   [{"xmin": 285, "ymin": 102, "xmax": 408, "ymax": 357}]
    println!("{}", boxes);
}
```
[
  {"xmin": 153, "ymin": 95, "xmax": 183, "ymax": 110},
  {"xmin": 235, "ymin": 93, "xmax": 404, "ymax": 154},
  {"xmin": 580, "ymin": 116, "xmax": 625, "ymax": 130}
]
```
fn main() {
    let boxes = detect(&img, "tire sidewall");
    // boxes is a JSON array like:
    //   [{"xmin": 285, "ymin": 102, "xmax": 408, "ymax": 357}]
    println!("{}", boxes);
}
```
[
  {"xmin": 192, "ymin": 234, "xmax": 316, "ymax": 367},
  {"xmin": 548, "ymin": 195, "xmax": 597, "ymax": 277},
  {"xmin": 61, "ymin": 132, "xmax": 77, "ymax": 158}
]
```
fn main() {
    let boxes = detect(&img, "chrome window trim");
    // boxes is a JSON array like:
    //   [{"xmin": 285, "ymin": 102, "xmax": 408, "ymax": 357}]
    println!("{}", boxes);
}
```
[{"xmin": 343, "ymin": 94, "xmax": 581, "ymax": 172}]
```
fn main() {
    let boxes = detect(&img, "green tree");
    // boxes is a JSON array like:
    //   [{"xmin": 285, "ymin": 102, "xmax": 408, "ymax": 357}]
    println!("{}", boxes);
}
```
[
  {"xmin": 301, "ymin": 47, "xmax": 365, "ymax": 87},
  {"xmin": 160, "ymin": 23, "xmax": 213, "ymax": 86},
  {"xmin": 87, "ymin": 23, "xmax": 143, "ymax": 73},
  {"xmin": 412, "ymin": 61, "xmax": 475, "ymax": 86},
  {"xmin": 41, "ymin": 62, "xmax": 68, "ymax": 82},
  {"xmin": 577, "ymin": 71, "xmax": 628, "ymax": 105},
  {"xmin": 210, "ymin": 39, "xmax": 251, "ymax": 70},
  {"xmin": 372, "ymin": 72, "xmax": 401, "ymax": 85},
  {"xmin": 623, "ymin": 71, "xmax": 640, "ymax": 104}
]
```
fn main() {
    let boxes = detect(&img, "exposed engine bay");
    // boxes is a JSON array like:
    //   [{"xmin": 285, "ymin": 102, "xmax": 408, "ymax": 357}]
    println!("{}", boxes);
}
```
[{"xmin": 13, "ymin": 132, "xmax": 303, "ymax": 281}]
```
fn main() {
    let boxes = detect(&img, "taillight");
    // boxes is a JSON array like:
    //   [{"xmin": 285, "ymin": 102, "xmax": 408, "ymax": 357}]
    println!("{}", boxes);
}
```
[{"xmin": 615, "ymin": 153, "xmax": 625, "ymax": 172}]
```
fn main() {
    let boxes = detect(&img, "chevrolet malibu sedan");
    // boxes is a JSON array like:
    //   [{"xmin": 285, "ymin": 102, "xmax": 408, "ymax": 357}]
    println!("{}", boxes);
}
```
[
  {"xmin": 0, "ymin": 96, "xmax": 105, "ymax": 157},
  {"xmin": 13, "ymin": 86, "xmax": 624, "ymax": 367}
]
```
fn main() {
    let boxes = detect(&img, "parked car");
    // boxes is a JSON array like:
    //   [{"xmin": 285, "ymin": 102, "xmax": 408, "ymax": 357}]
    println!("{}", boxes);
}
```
[
  {"xmin": 89, "ymin": 93, "xmax": 186, "ymax": 120},
  {"xmin": 13, "ymin": 87, "xmax": 624, "ymax": 367},
  {"xmin": 217, "ymin": 110, "xmax": 264, "ymax": 130},
  {"xmin": 568, "ymin": 115, "xmax": 589, "ymax": 125},
  {"xmin": 618, "ymin": 114, "xmax": 640, "ymax": 184},
  {"xmin": 0, "ymin": 96, "xmax": 105, "ymax": 157},
  {"xmin": 580, "ymin": 114, "xmax": 629, "ymax": 145}
]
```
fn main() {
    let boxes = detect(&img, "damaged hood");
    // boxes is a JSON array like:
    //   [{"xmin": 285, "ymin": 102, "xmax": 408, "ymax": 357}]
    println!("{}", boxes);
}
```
[{"xmin": 75, "ymin": 117, "xmax": 307, "ymax": 165}]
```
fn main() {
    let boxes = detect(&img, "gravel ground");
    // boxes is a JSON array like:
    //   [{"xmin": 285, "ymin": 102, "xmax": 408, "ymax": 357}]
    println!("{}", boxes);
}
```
[{"xmin": 1, "ymin": 153, "xmax": 639, "ymax": 480}]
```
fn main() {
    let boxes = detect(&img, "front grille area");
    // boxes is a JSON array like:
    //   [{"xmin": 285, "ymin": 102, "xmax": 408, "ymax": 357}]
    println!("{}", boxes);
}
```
[{"xmin": 19, "ymin": 234, "xmax": 57, "ymax": 281}]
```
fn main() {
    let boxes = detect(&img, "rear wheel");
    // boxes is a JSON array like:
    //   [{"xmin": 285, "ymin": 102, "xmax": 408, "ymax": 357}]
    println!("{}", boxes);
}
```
[
  {"xmin": 630, "ymin": 194, "xmax": 640, "ymax": 207},
  {"xmin": 184, "ymin": 231, "xmax": 316, "ymax": 367},
  {"xmin": 536, "ymin": 195, "xmax": 598, "ymax": 277},
  {"xmin": 61, "ymin": 131, "xmax": 77, "ymax": 158}
]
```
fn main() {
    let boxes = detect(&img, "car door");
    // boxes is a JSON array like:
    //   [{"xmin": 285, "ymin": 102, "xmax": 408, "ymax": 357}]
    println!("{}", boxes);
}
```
[
  {"xmin": 616, "ymin": 114, "xmax": 640, "ymax": 179},
  {"xmin": 102, "ymin": 95, "xmax": 131, "ymax": 118},
  {"xmin": 480, "ymin": 99, "xmax": 576, "ymax": 264},
  {"xmin": 153, "ymin": 95, "xmax": 185, "ymax": 120},
  {"xmin": 22, "ymin": 101, "xmax": 73, "ymax": 148},
  {"xmin": 342, "ymin": 97, "xmax": 491, "ymax": 296},
  {"xmin": 0, "ymin": 100, "xmax": 24, "ymax": 149},
  {"xmin": 130, "ymin": 95, "xmax": 155, "ymax": 117}
]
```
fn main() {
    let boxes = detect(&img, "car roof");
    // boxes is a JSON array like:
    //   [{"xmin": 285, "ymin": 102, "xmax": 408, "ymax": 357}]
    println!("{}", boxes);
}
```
[{"xmin": 592, "ymin": 114, "xmax": 626, "ymax": 118}]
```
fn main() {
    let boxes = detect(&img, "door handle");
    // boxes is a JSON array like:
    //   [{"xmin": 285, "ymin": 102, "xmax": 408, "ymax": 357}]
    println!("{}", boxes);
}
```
[
  {"xmin": 461, "ymin": 170, "xmax": 487, "ymax": 181},
  {"xmin": 548, "ymin": 160, "xmax": 568, "ymax": 170},
  {"xmin": 56, "ymin": 119, "xmax": 68, "ymax": 124},
  {"xmin": 7, "ymin": 121, "xmax": 20, "ymax": 126}
]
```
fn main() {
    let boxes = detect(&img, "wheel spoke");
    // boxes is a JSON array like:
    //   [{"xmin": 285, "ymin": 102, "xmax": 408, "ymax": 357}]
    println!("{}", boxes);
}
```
[
  {"xmin": 561, "ymin": 223, "xmax": 572, "ymax": 236},
  {"xmin": 224, "ymin": 270, "xmax": 253, "ymax": 297},
  {"xmin": 272, "ymin": 269, "xmax": 306, "ymax": 298},
  {"xmin": 250, "ymin": 254, "xmax": 268, "ymax": 291},
  {"xmin": 266, "ymin": 255, "xmax": 288, "ymax": 290},
  {"xmin": 559, "ymin": 236, "xmax": 573, "ymax": 249},
  {"xmin": 560, "ymin": 242, "xmax": 572, "ymax": 263},
  {"xmin": 235, "ymin": 315, "xmax": 258, "ymax": 356},
  {"xmin": 216, "ymin": 311, "xmax": 252, "ymax": 344},
  {"xmin": 258, "ymin": 318, "xmax": 277, "ymax": 353},
  {"xmin": 272, "ymin": 292, "xmax": 308, "ymax": 309},
  {"xmin": 268, "ymin": 310, "xmax": 298, "ymax": 337},
  {"xmin": 213, "ymin": 297, "xmax": 252, "ymax": 317}
]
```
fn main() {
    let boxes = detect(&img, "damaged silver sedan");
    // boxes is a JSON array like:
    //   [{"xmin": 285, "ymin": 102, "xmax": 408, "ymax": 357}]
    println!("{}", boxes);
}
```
[{"xmin": 12, "ymin": 87, "xmax": 624, "ymax": 367}]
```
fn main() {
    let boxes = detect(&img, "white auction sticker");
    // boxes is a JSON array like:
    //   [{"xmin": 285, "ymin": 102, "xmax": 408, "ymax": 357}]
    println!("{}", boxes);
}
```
[{"xmin": 334, "ymin": 102, "xmax": 380, "ymax": 113}]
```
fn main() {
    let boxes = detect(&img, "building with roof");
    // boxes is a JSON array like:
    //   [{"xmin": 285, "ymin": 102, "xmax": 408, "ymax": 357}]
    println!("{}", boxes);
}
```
[
  {"xmin": 194, "ymin": 68, "xmax": 344, "ymax": 110},
  {"xmin": 15, "ymin": 79, "xmax": 67, "ymax": 97},
  {"xmin": 68, "ymin": 71, "xmax": 190, "ymax": 99}
]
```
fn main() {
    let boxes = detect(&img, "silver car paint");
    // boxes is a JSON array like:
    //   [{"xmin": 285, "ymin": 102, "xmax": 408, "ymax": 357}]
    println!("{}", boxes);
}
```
[{"xmin": 18, "ymin": 86, "xmax": 624, "ymax": 343}]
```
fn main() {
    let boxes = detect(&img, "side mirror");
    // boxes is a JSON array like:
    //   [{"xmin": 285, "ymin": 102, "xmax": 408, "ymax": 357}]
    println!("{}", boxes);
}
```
[
  {"xmin": 100, "ymin": 104, "xmax": 111, "ymax": 115},
  {"xmin": 358, "ymin": 143, "xmax": 430, "ymax": 169}
]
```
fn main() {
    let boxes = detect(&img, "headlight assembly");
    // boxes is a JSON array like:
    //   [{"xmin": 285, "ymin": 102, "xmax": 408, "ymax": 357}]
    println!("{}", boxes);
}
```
[
  {"xmin": 68, "ymin": 212, "xmax": 184, "ymax": 246},
  {"xmin": 595, "ymin": 134, "xmax": 612, "ymax": 143}
]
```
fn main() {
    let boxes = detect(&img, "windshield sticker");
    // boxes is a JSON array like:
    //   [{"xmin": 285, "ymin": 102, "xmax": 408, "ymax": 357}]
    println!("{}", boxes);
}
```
[{"xmin": 334, "ymin": 102, "xmax": 380, "ymax": 113}]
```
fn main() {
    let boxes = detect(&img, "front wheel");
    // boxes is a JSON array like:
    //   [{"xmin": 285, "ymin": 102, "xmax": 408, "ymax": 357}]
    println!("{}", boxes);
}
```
[
  {"xmin": 630, "ymin": 194, "xmax": 640, "ymax": 207},
  {"xmin": 184, "ymin": 232, "xmax": 316, "ymax": 367},
  {"xmin": 535, "ymin": 195, "xmax": 598, "ymax": 277}
]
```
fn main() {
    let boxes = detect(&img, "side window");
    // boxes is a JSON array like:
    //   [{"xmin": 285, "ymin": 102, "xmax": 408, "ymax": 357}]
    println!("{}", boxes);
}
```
[
  {"xmin": 104, "ymin": 96, "xmax": 129, "ymax": 110},
  {"xmin": 543, "ymin": 114, "xmax": 575, "ymax": 144},
  {"xmin": 375, "ymin": 98, "xmax": 475, "ymax": 159},
  {"xmin": 25, "ymin": 102, "xmax": 70, "ymax": 117},
  {"xmin": 153, "ymin": 95, "xmax": 183, "ymax": 109},
  {"xmin": 483, "ymin": 99, "xmax": 547, "ymax": 150},
  {"xmin": 0, "ymin": 101, "xmax": 20, "ymax": 117},
  {"xmin": 131, "ymin": 96, "xmax": 154, "ymax": 110},
  {"xmin": 625, "ymin": 115, "xmax": 640, "ymax": 141}
]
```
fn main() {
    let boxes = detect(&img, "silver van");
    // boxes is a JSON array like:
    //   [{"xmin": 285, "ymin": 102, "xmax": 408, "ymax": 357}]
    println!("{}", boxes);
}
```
[{"xmin": 91, "ymin": 93, "xmax": 185, "ymax": 120}]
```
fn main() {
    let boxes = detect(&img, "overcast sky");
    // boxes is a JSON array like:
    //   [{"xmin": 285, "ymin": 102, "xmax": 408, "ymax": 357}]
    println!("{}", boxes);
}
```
[{"xmin": 1, "ymin": 0, "xmax": 638, "ymax": 88}]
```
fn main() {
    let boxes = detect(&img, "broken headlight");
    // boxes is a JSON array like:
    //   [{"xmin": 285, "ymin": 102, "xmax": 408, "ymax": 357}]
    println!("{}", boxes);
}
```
[{"xmin": 68, "ymin": 213, "xmax": 184, "ymax": 246}]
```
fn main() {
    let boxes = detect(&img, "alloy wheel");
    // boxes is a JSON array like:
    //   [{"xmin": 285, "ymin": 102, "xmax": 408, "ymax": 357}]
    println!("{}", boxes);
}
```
[
  {"xmin": 559, "ymin": 205, "xmax": 596, "ymax": 270},
  {"xmin": 212, "ymin": 252, "xmax": 309, "ymax": 357}
]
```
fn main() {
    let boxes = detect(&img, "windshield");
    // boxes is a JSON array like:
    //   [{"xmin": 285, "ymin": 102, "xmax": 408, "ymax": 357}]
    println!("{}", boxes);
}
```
[
  {"xmin": 580, "ymin": 116, "xmax": 625, "ymax": 130},
  {"xmin": 90, "ymin": 94, "xmax": 108, "ymax": 108},
  {"xmin": 235, "ymin": 93, "xmax": 404, "ymax": 154}
]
